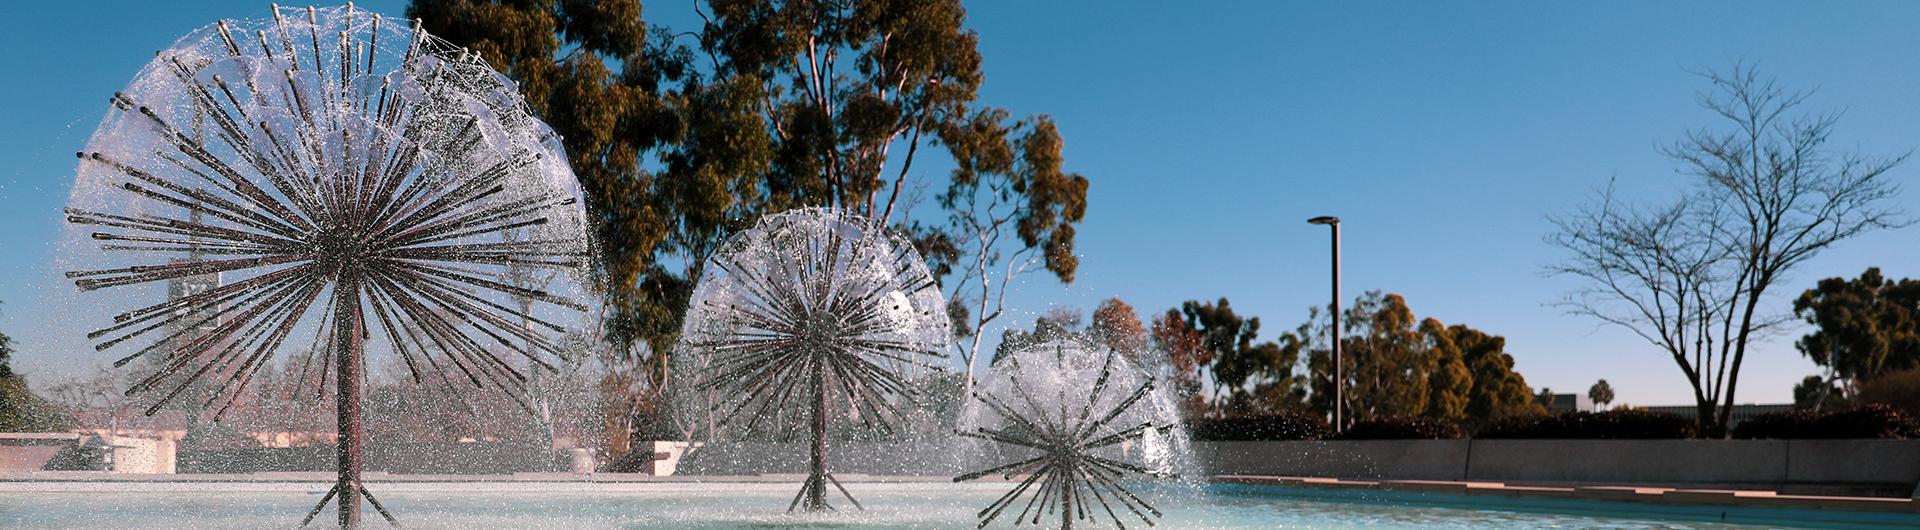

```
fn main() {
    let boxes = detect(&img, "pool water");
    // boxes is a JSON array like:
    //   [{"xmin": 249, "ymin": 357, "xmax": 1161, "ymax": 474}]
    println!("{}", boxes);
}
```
[{"xmin": 0, "ymin": 482, "xmax": 1890, "ymax": 529}]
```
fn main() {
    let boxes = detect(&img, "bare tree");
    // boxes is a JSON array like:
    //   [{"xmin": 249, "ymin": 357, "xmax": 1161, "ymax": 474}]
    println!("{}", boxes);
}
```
[
  {"xmin": 46, "ymin": 365, "xmax": 134, "ymax": 435},
  {"xmin": 1549, "ymin": 63, "xmax": 1909, "ymax": 436}
]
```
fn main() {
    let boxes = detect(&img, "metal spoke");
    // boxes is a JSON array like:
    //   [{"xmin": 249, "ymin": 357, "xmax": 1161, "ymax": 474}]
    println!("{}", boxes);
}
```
[
  {"xmin": 676, "ymin": 209, "xmax": 950, "ymax": 513},
  {"xmin": 954, "ymin": 341, "xmax": 1174, "ymax": 528},
  {"xmin": 65, "ymin": 5, "xmax": 589, "ymax": 527}
]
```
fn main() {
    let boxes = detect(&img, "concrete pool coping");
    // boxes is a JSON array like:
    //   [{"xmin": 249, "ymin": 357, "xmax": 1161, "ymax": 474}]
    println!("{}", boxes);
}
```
[
  {"xmin": 0, "ymin": 471, "xmax": 959, "ymax": 483},
  {"xmin": 1215, "ymin": 475, "xmax": 1919, "ymax": 514},
  {"xmin": 1, "ymin": 472, "xmax": 1913, "ymax": 515}
]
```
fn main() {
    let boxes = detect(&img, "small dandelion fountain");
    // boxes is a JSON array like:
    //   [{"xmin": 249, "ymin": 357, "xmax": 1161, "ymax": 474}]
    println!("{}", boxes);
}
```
[
  {"xmin": 675, "ymin": 208, "xmax": 950, "ymax": 512},
  {"xmin": 955, "ymin": 337, "xmax": 1183, "ymax": 529},
  {"xmin": 60, "ymin": 4, "xmax": 590, "ymax": 527}
]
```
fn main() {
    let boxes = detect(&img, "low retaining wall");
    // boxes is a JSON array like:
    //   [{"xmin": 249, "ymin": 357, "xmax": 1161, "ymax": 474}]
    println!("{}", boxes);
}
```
[
  {"xmin": 1196, "ymin": 439, "xmax": 1920, "ymax": 496},
  {"xmin": 177, "ymin": 442, "xmax": 555, "ymax": 474},
  {"xmin": 1199, "ymin": 440, "xmax": 1470, "ymax": 481},
  {"xmin": 673, "ymin": 440, "xmax": 966, "ymax": 476}
]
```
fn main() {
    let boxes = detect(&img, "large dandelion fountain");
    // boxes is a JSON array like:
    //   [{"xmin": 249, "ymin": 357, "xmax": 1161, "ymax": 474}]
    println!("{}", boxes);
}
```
[
  {"xmin": 675, "ymin": 208, "xmax": 950, "ymax": 512},
  {"xmin": 955, "ymin": 337, "xmax": 1185, "ymax": 529},
  {"xmin": 60, "ymin": 4, "xmax": 590, "ymax": 527}
]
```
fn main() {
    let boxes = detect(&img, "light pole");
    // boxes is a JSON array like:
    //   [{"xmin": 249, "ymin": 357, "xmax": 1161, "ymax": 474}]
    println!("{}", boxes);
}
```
[{"xmin": 1307, "ymin": 216, "xmax": 1342, "ymax": 433}]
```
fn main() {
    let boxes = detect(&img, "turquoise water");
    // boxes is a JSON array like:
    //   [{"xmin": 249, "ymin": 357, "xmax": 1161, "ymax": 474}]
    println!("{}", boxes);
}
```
[{"xmin": 0, "ymin": 482, "xmax": 1905, "ymax": 529}]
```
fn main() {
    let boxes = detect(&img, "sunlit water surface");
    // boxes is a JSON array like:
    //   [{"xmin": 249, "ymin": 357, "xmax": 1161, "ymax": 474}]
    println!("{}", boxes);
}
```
[{"xmin": 0, "ymin": 482, "xmax": 1789, "ymax": 529}]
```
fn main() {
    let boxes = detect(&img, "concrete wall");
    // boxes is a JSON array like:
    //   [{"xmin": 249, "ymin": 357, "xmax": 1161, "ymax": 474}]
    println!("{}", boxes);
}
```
[
  {"xmin": 1196, "ymin": 439, "xmax": 1920, "ymax": 492},
  {"xmin": 641, "ymin": 441, "xmax": 701, "ymax": 476},
  {"xmin": 0, "ymin": 433, "xmax": 81, "ymax": 472},
  {"xmin": 1784, "ymin": 440, "xmax": 1920, "ymax": 485},
  {"xmin": 1465, "ymin": 440, "xmax": 1786, "ymax": 484},
  {"xmin": 177, "ymin": 442, "xmax": 555, "ymax": 474},
  {"xmin": 673, "ymin": 440, "xmax": 968, "ymax": 476},
  {"xmin": 1198, "ymin": 440, "xmax": 1471, "ymax": 481},
  {"xmin": 108, "ymin": 436, "xmax": 176, "ymax": 474}
]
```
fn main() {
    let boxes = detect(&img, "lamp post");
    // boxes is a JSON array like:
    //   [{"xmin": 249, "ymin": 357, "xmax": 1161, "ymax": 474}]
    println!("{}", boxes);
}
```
[{"xmin": 1308, "ymin": 216, "xmax": 1342, "ymax": 433}]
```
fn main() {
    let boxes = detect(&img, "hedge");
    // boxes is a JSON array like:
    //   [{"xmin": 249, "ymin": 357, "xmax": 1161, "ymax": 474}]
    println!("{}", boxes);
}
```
[
  {"xmin": 1732, "ymin": 404, "xmax": 1920, "ymax": 439},
  {"xmin": 1331, "ymin": 416, "xmax": 1464, "ymax": 440},
  {"xmin": 1185, "ymin": 412, "xmax": 1329, "ymax": 441},
  {"xmin": 1476, "ymin": 409, "xmax": 1697, "ymax": 439}
]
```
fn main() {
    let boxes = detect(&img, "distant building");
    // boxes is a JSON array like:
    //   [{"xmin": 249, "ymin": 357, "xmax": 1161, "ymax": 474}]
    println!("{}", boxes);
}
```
[{"xmin": 1537, "ymin": 393, "xmax": 1594, "ymax": 413}]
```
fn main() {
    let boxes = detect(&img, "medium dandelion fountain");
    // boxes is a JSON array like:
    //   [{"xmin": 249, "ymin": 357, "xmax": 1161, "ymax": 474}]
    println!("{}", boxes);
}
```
[
  {"xmin": 955, "ymin": 336, "xmax": 1185, "ymax": 529},
  {"xmin": 675, "ymin": 208, "xmax": 951, "ymax": 512},
  {"xmin": 59, "ymin": 4, "xmax": 591, "ymax": 527}
]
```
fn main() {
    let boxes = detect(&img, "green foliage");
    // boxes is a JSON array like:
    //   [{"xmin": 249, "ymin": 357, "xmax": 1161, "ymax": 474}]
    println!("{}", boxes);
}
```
[
  {"xmin": 1587, "ymin": 379, "xmax": 1615, "ymax": 409},
  {"xmin": 1338, "ymin": 293, "xmax": 1430, "ymax": 419},
  {"xmin": 1177, "ymin": 298, "xmax": 1305, "ymax": 416},
  {"xmin": 409, "ymin": 0, "xmax": 693, "ymax": 358},
  {"xmin": 1304, "ymin": 292, "xmax": 1543, "ymax": 428},
  {"xmin": 1420, "ymin": 318, "xmax": 1472, "ymax": 422},
  {"xmin": 991, "ymin": 307, "xmax": 1083, "ymax": 367},
  {"xmin": 1447, "ymin": 324, "xmax": 1546, "ymax": 425},
  {"xmin": 1149, "ymin": 292, "xmax": 1538, "ymax": 427},
  {"xmin": 0, "ymin": 325, "xmax": 12, "ymax": 380},
  {"xmin": 1793, "ymin": 374, "xmax": 1843, "ymax": 410},
  {"xmin": 0, "ymin": 323, "xmax": 76, "ymax": 433},
  {"xmin": 1794, "ymin": 267, "xmax": 1920, "ymax": 385},
  {"xmin": 411, "ymin": 1, "xmax": 1091, "ymax": 393},
  {"xmin": 991, "ymin": 299, "xmax": 1147, "ymax": 375},
  {"xmin": 1856, "ymin": 367, "xmax": 1920, "ymax": 417},
  {"xmin": 0, "ymin": 377, "xmax": 75, "ymax": 433}
]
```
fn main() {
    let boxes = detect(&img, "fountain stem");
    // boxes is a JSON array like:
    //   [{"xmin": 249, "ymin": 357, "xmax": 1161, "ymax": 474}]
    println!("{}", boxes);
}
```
[
  {"xmin": 806, "ymin": 352, "xmax": 828, "ymax": 511},
  {"xmin": 333, "ymin": 273, "xmax": 365, "ymax": 529}
]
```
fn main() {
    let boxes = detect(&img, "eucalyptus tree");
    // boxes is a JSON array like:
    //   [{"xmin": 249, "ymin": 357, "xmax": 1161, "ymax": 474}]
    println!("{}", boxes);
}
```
[
  {"xmin": 411, "ymin": 0, "xmax": 1090, "ymax": 397},
  {"xmin": 1794, "ymin": 267, "xmax": 1920, "ymax": 388}
]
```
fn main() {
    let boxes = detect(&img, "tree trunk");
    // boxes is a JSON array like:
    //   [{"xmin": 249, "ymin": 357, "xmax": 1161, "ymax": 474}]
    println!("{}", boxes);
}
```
[
  {"xmin": 1694, "ymin": 399, "xmax": 1717, "ymax": 437},
  {"xmin": 1713, "ymin": 290, "xmax": 1764, "ymax": 438}
]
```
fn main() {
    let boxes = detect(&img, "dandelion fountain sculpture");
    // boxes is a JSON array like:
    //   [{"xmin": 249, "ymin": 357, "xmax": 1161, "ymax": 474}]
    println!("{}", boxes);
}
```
[
  {"xmin": 59, "ymin": 4, "xmax": 590, "ymax": 527},
  {"xmin": 955, "ymin": 336, "xmax": 1184, "ymax": 529},
  {"xmin": 675, "ymin": 208, "xmax": 951, "ymax": 512}
]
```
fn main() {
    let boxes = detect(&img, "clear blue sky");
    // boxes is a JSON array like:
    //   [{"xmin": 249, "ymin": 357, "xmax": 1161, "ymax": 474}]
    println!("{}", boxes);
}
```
[{"xmin": 3, "ymin": 1, "xmax": 1917, "ymax": 405}]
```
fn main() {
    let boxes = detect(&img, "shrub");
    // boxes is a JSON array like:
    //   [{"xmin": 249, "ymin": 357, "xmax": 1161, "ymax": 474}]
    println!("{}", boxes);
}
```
[
  {"xmin": 1185, "ymin": 412, "xmax": 1328, "ymax": 441},
  {"xmin": 1332, "ymin": 416, "xmax": 1464, "ymax": 440},
  {"xmin": 1730, "ymin": 408, "xmax": 1819, "ymax": 440},
  {"xmin": 1477, "ymin": 409, "xmax": 1697, "ymax": 439},
  {"xmin": 1856, "ymin": 367, "xmax": 1920, "ymax": 417},
  {"xmin": 1733, "ymin": 404, "xmax": 1920, "ymax": 439},
  {"xmin": 0, "ymin": 376, "xmax": 76, "ymax": 433}
]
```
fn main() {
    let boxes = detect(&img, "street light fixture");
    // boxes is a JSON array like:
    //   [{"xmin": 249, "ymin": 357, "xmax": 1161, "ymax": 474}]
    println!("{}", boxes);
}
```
[{"xmin": 1307, "ymin": 216, "xmax": 1342, "ymax": 432}]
